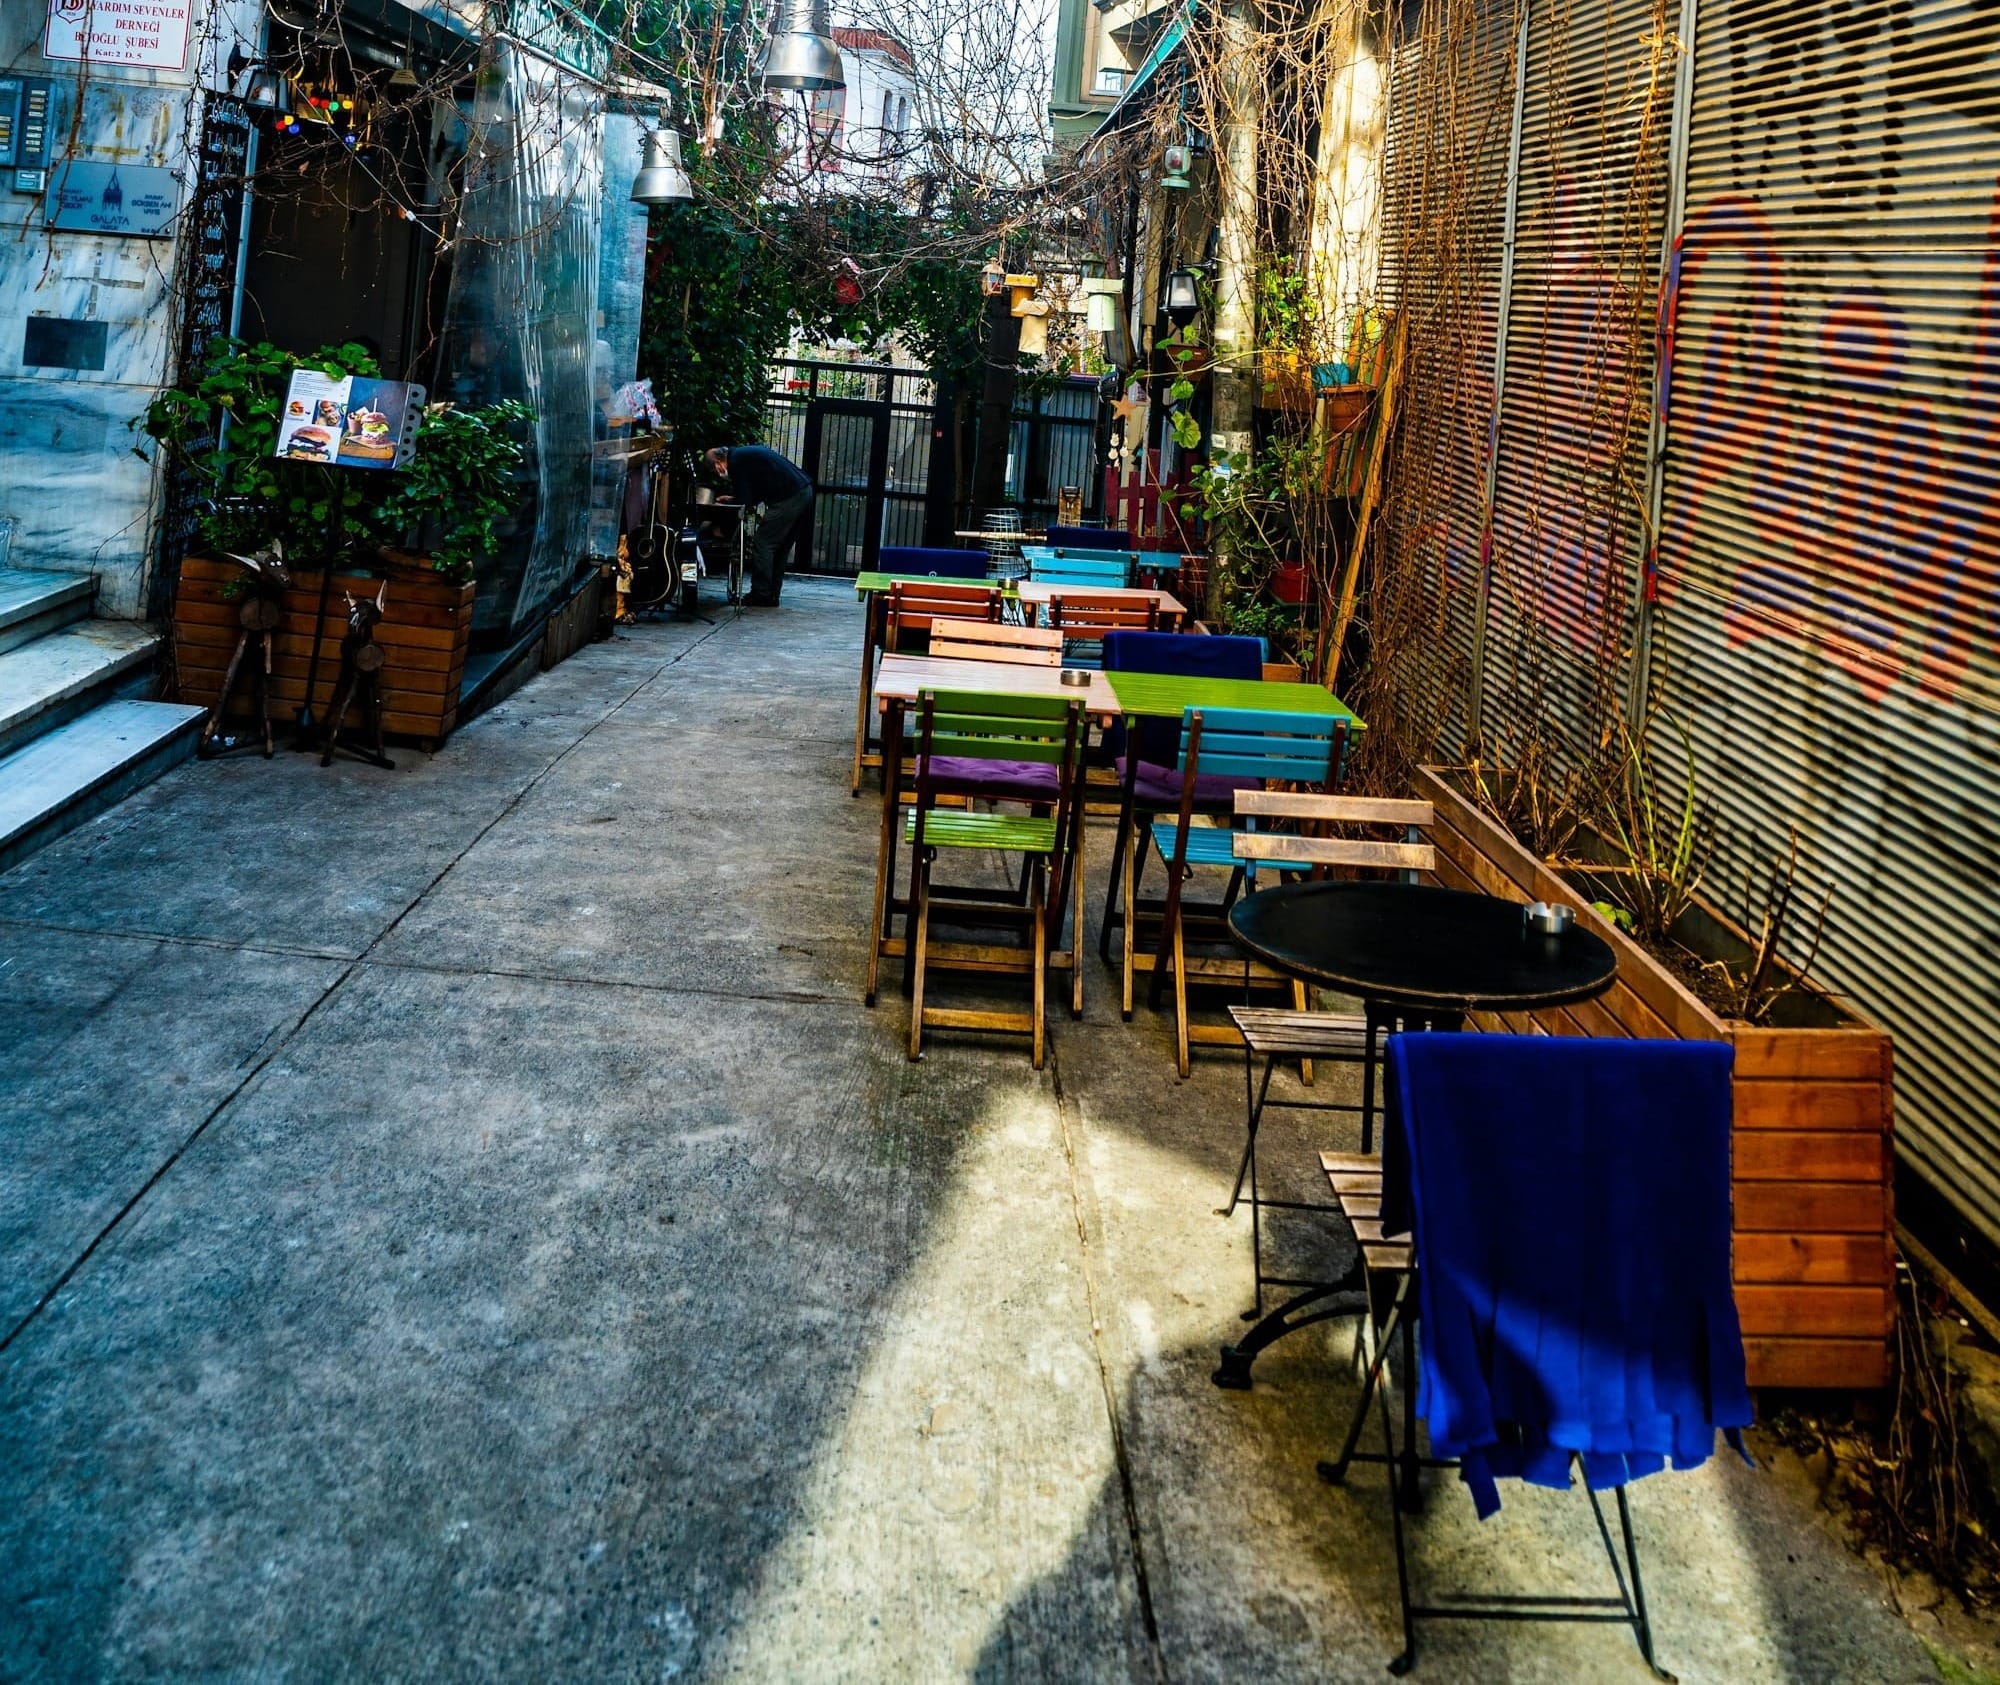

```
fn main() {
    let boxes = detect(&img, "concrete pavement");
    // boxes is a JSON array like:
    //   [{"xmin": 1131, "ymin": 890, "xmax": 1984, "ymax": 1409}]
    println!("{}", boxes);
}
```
[{"xmin": 0, "ymin": 581, "xmax": 1943, "ymax": 1680}]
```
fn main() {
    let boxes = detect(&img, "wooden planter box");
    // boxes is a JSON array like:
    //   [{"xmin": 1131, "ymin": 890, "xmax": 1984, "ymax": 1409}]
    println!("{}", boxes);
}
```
[
  {"xmin": 1415, "ymin": 765, "xmax": 1896, "ymax": 1391},
  {"xmin": 172, "ymin": 555, "xmax": 474, "ymax": 750}
]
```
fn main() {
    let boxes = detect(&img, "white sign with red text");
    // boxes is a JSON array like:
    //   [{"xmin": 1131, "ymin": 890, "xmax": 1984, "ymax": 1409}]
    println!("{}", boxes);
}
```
[{"xmin": 43, "ymin": 0, "xmax": 191, "ymax": 71}]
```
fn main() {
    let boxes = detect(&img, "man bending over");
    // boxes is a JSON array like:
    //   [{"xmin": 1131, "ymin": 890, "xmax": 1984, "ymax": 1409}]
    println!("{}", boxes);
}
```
[{"xmin": 705, "ymin": 444, "xmax": 813, "ymax": 606}]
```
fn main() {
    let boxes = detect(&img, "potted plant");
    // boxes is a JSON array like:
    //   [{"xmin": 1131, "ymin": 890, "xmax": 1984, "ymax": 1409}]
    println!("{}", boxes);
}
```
[
  {"xmin": 1414, "ymin": 721, "xmax": 1895, "ymax": 1391},
  {"xmin": 141, "ymin": 340, "xmax": 529, "ymax": 749}
]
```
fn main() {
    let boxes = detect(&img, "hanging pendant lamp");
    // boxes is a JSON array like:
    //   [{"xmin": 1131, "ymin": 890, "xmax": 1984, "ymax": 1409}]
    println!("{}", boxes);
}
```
[
  {"xmin": 631, "ymin": 129, "xmax": 694, "ymax": 205},
  {"xmin": 759, "ymin": 0, "xmax": 844, "ymax": 91}
]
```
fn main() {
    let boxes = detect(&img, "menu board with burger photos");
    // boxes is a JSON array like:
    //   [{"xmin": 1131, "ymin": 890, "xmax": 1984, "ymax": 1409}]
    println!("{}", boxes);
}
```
[{"xmin": 273, "ymin": 369, "xmax": 424, "ymax": 470}]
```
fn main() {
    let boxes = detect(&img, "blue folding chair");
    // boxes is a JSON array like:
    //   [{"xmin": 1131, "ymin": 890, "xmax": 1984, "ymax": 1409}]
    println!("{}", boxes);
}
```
[
  {"xmin": 1097, "ymin": 632, "xmax": 1265, "ymax": 965},
  {"xmin": 1130, "ymin": 706, "xmax": 1348, "ymax": 1074},
  {"xmin": 879, "ymin": 546, "xmax": 989, "ymax": 579}
]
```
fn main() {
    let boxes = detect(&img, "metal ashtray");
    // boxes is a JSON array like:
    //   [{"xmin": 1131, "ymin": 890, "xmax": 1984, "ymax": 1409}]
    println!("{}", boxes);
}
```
[
  {"xmin": 1059, "ymin": 668, "xmax": 1093, "ymax": 688},
  {"xmin": 1523, "ymin": 901, "xmax": 1574, "ymax": 937}
]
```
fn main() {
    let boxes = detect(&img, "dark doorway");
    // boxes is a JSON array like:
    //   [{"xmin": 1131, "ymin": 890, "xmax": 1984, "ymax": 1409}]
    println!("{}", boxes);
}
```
[
  {"xmin": 764, "ymin": 360, "xmax": 935, "ymax": 575},
  {"xmin": 800, "ymin": 397, "xmax": 890, "ymax": 574}
]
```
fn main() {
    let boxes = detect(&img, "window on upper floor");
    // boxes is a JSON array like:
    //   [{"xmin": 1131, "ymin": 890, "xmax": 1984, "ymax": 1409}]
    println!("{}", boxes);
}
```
[
  {"xmin": 808, "ymin": 85, "xmax": 844, "ymax": 167},
  {"xmin": 1093, "ymin": 66, "xmax": 1126, "ymax": 95}
]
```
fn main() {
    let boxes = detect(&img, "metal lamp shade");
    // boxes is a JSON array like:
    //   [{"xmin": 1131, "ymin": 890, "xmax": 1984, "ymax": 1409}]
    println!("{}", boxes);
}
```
[
  {"xmin": 244, "ymin": 66, "xmax": 286, "ymax": 111},
  {"xmin": 631, "ymin": 129, "xmax": 693, "ymax": 205},
  {"xmin": 759, "ymin": 0, "xmax": 844, "ymax": 90},
  {"xmin": 1165, "ymin": 268, "xmax": 1201, "ymax": 317}
]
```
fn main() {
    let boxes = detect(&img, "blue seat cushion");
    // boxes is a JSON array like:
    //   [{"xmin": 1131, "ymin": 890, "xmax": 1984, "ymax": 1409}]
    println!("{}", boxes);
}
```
[
  {"xmin": 880, "ymin": 547, "xmax": 988, "ymax": 579},
  {"xmin": 925, "ymin": 755, "xmax": 1059, "ymax": 801},
  {"xmin": 1047, "ymin": 526, "xmax": 1134, "ymax": 549},
  {"xmin": 1102, "ymin": 632, "xmax": 1266, "ymax": 764},
  {"xmin": 1117, "ymin": 754, "xmax": 1255, "ymax": 808}
]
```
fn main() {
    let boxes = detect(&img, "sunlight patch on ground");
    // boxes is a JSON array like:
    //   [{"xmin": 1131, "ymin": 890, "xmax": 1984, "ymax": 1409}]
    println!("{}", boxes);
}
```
[{"xmin": 710, "ymin": 1086, "xmax": 1130, "ymax": 1680}]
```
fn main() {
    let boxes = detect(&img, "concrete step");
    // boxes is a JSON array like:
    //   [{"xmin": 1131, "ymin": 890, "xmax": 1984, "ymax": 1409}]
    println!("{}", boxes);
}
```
[
  {"xmin": 0, "ymin": 568, "xmax": 94, "ymax": 657},
  {"xmin": 0, "ymin": 620, "xmax": 160, "ymax": 760},
  {"xmin": 0, "ymin": 699, "xmax": 204, "ymax": 875}
]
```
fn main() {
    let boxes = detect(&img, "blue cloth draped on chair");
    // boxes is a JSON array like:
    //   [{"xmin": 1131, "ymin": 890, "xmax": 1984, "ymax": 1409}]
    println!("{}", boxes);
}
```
[{"xmin": 1384, "ymin": 1032, "xmax": 1752, "ymax": 1519}]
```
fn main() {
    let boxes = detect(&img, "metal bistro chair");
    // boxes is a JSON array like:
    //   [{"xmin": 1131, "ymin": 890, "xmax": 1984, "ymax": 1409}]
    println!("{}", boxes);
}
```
[
  {"xmin": 1129, "ymin": 707, "xmax": 1349, "ymax": 1076},
  {"xmin": 902, "ymin": 689, "xmax": 1086, "ymax": 1068},
  {"xmin": 1219, "ymin": 792, "xmax": 1435, "ymax": 1328},
  {"xmin": 853, "ymin": 580, "xmax": 1003, "ymax": 796},
  {"xmin": 1319, "ymin": 1034, "xmax": 1749, "ymax": 1680}
]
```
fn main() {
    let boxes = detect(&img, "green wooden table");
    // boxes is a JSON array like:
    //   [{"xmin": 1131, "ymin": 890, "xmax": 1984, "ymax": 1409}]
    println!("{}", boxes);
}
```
[
  {"xmin": 853, "ymin": 571, "xmax": 1010, "ymax": 596},
  {"xmin": 1104, "ymin": 670, "xmax": 1364, "ymax": 726}
]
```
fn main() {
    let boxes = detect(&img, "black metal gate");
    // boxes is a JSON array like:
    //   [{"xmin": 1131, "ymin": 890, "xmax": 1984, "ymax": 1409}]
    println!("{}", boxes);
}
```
[
  {"xmin": 801, "ymin": 397, "xmax": 889, "ymax": 574},
  {"xmin": 765, "ymin": 359, "xmax": 934, "ymax": 575}
]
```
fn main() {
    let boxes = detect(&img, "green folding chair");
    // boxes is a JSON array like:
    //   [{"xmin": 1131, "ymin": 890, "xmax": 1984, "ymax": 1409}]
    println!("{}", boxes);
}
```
[{"xmin": 903, "ymin": 688, "xmax": 1085, "ymax": 1067}]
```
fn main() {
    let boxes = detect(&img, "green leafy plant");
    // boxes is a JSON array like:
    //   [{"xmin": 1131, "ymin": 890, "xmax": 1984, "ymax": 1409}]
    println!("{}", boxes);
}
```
[
  {"xmin": 140, "ymin": 339, "xmax": 382, "ymax": 559},
  {"xmin": 138, "ymin": 339, "xmax": 530, "ymax": 581},
  {"xmin": 376, "ymin": 401, "xmax": 531, "ymax": 581},
  {"xmin": 1255, "ymin": 257, "xmax": 1314, "ymax": 353}
]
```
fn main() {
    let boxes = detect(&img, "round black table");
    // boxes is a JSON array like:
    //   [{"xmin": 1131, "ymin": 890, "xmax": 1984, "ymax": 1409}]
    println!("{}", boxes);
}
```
[
  {"xmin": 1228, "ymin": 880, "xmax": 1617, "ymax": 1017},
  {"xmin": 1211, "ymin": 881, "xmax": 1618, "ymax": 1395}
]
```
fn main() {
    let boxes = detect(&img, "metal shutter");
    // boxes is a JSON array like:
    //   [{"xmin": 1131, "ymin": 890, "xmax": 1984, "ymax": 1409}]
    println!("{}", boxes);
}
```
[
  {"xmin": 1374, "ymin": 0, "xmax": 1523, "ymax": 757},
  {"xmin": 1656, "ymin": 0, "xmax": 2000, "ymax": 1239},
  {"xmin": 1481, "ymin": 0, "xmax": 1675, "ymax": 750}
]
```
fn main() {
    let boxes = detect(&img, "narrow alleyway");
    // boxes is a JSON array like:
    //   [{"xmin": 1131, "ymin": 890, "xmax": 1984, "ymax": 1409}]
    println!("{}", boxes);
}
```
[{"xmin": 1, "ymin": 583, "xmax": 1938, "ymax": 1681}]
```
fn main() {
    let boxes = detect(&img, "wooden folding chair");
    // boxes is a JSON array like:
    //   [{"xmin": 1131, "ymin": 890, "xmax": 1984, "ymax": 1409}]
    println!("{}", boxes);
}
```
[
  {"xmin": 884, "ymin": 579, "xmax": 1003, "ymax": 649},
  {"xmin": 927, "ymin": 621, "xmax": 1065, "ymax": 666},
  {"xmin": 853, "ymin": 580, "xmax": 1004, "ymax": 794},
  {"xmin": 902, "ymin": 689, "xmax": 1085, "ymax": 1068}
]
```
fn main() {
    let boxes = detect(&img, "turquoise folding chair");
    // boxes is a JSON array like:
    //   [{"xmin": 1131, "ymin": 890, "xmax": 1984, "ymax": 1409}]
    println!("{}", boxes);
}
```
[
  {"xmin": 1126, "ymin": 707, "xmax": 1348, "ymax": 1075},
  {"xmin": 1030, "ymin": 552, "xmax": 1132, "ymax": 588}
]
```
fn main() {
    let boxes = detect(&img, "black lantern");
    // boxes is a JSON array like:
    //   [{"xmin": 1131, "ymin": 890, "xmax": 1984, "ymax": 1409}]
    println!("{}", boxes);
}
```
[{"xmin": 1164, "ymin": 268, "xmax": 1200, "ymax": 321}]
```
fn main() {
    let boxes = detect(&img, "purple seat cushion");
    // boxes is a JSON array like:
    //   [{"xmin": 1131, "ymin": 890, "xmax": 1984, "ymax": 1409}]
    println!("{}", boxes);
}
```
[
  {"xmin": 1117, "ymin": 754, "xmax": 1256, "ymax": 808},
  {"xmin": 925, "ymin": 755, "xmax": 1059, "ymax": 801}
]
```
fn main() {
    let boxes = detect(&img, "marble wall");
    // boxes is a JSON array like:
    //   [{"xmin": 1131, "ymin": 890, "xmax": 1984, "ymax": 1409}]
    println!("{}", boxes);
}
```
[{"xmin": 0, "ymin": 0, "xmax": 260, "ymax": 619}]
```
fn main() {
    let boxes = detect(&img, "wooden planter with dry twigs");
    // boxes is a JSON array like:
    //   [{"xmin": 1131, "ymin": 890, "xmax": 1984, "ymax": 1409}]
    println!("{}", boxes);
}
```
[{"xmin": 1416, "ymin": 765, "xmax": 1895, "ymax": 1392}]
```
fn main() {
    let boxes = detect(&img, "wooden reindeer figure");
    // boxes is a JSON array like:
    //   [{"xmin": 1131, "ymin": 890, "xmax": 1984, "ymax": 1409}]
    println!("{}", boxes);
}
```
[
  {"xmin": 200, "ymin": 540, "xmax": 291, "ymax": 759},
  {"xmin": 319, "ymin": 580, "xmax": 395, "ymax": 769}
]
